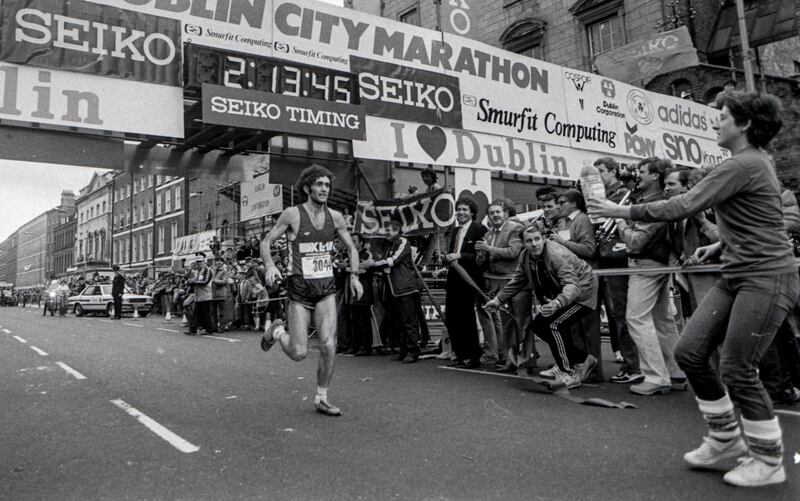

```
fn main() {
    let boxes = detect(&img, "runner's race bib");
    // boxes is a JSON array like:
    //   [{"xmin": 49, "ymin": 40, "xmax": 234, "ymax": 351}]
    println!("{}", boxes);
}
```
[{"xmin": 301, "ymin": 255, "xmax": 333, "ymax": 279}]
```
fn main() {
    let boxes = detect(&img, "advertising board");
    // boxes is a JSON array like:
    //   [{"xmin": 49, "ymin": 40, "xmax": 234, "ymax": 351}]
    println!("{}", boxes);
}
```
[
  {"xmin": 240, "ymin": 181, "xmax": 283, "ymax": 221},
  {"xmin": 0, "ymin": 62, "xmax": 183, "ymax": 137}
]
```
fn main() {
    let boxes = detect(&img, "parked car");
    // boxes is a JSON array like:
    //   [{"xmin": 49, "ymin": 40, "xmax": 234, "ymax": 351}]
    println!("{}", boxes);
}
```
[{"xmin": 67, "ymin": 284, "xmax": 153, "ymax": 317}]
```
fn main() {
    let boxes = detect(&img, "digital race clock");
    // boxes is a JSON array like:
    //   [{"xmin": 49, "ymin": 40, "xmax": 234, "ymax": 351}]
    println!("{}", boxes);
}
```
[{"xmin": 184, "ymin": 44, "xmax": 359, "ymax": 105}]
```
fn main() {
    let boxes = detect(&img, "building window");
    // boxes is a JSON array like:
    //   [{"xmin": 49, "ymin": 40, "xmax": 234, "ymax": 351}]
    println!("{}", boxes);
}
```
[
  {"xmin": 156, "ymin": 193, "xmax": 162, "ymax": 215},
  {"xmin": 174, "ymin": 185, "xmax": 181, "ymax": 210},
  {"xmin": 170, "ymin": 221, "xmax": 178, "ymax": 250},
  {"xmin": 399, "ymin": 7, "xmax": 419, "ymax": 26},
  {"xmin": 157, "ymin": 175, "xmax": 163, "ymax": 185},
  {"xmin": 158, "ymin": 226, "xmax": 165, "ymax": 254},
  {"xmin": 165, "ymin": 190, "xmax": 172, "ymax": 212},
  {"xmin": 500, "ymin": 18, "xmax": 547, "ymax": 60},
  {"xmin": 102, "ymin": 201, "xmax": 106, "ymax": 213},
  {"xmin": 588, "ymin": 16, "xmax": 623, "ymax": 58}
]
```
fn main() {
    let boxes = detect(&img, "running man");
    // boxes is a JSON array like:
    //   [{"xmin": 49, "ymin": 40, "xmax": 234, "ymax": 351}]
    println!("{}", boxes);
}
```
[{"xmin": 259, "ymin": 164, "xmax": 363, "ymax": 417}]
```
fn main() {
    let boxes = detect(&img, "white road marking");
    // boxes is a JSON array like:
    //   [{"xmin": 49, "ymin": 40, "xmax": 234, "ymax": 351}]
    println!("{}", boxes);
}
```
[
  {"xmin": 99, "ymin": 319, "xmax": 114, "ymax": 324},
  {"xmin": 776, "ymin": 409, "xmax": 800, "ymax": 418},
  {"xmin": 30, "ymin": 346, "xmax": 48, "ymax": 356},
  {"xmin": 203, "ymin": 335, "xmax": 241, "ymax": 343},
  {"xmin": 439, "ymin": 366, "xmax": 532, "ymax": 380},
  {"xmin": 157, "ymin": 328, "xmax": 180, "ymax": 333},
  {"xmin": 12, "ymin": 335, "xmax": 27, "ymax": 344},
  {"xmin": 2, "ymin": 328, "xmax": 11, "ymax": 334},
  {"xmin": 123, "ymin": 323, "xmax": 143, "ymax": 328},
  {"xmin": 111, "ymin": 399, "xmax": 199, "ymax": 454},
  {"xmin": 56, "ymin": 362, "xmax": 87, "ymax": 380}
]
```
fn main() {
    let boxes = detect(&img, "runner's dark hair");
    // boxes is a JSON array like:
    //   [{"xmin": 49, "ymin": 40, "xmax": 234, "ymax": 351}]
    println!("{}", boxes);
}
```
[{"xmin": 296, "ymin": 164, "xmax": 334, "ymax": 202}]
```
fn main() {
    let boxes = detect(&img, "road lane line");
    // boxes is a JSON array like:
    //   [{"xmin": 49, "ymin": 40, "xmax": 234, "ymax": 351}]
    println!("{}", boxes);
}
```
[
  {"xmin": 110, "ymin": 399, "xmax": 199, "ymax": 454},
  {"xmin": 12, "ymin": 335, "xmax": 27, "ymax": 344},
  {"xmin": 56, "ymin": 362, "xmax": 87, "ymax": 380},
  {"xmin": 30, "ymin": 346, "xmax": 48, "ymax": 356},
  {"xmin": 202, "ymin": 335, "xmax": 241, "ymax": 343},
  {"xmin": 157, "ymin": 328, "xmax": 180, "ymax": 333},
  {"xmin": 2, "ymin": 328, "xmax": 10, "ymax": 334},
  {"xmin": 776, "ymin": 409, "xmax": 800, "ymax": 418},
  {"xmin": 439, "ymin": 366, "xmax": 532, "ymax": 380},
  {"xmin": 123, "ymin": 323, "xmax": 143, "ymax": 328},
  {"xmin": 99, "ymin": 319, "xmax": 114, "ymax": 324}
]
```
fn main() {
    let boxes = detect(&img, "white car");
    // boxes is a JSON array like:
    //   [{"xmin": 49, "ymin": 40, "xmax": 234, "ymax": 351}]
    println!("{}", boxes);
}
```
[{"xmin": 68, "ymin": 284, "xmax": 153, "ymax": 317}]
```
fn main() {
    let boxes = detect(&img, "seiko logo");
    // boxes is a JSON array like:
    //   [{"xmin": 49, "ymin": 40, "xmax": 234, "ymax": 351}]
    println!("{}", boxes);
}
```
[
  {"xmin": 359, "ymin": 73, "xmax": 456, "ymax": 113},
  {"xmin": 15, "ymin": 8, "xmax": 177, "ymax": 67}
]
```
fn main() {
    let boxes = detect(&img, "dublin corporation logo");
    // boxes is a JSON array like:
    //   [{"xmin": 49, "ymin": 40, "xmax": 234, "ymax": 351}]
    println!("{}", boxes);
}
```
[{"xmin": 627, "ymin": 89, "xmax": 654, "ymax": 125}]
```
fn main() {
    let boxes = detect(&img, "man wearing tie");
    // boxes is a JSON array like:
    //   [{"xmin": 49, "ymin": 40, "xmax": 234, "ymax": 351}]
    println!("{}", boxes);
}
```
[{"xmin": 445, "ymin": 197, "xmax": 488, "ymax": 368}]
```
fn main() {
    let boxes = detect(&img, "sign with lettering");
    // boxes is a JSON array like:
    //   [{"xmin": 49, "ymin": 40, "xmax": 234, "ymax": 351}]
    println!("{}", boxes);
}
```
[
  {"xmin": 594, "ymin": 26, "xmax": 700, "ymax": 84},
  {"xmin": 240, "ymin": 181, "xmax": 283, "ymax": 221},
  {"xmin": 353, "ymin": 188, "xmax": 456, "ymax": 238},
  {"xmin": 1, "ymin": 0, "xmax": 181, "ymax": 86},
  {"xmin": 349, "ymin": 55, "xmax": 463, "ymax": 128},
  {"xmin": 353, "ymin": 116, "xmax": 626, "ymax": 179},
  {"xmin": 202, "ymin": 84, "xmax": 366, "ymax": 140},
  {"xmin": 86, "ymin": 0, "xmax": 274, "ymax": 55},
  {"xmin": 0, "ymin": 62, "xmax": 183, "ymax": 137},
  {"xmin": 440, "ymin": 0, "xmax": 476, "ymax": 39},
  {"xmin": 173, "ymin": 230, "xmax": 216, "ymax": 257}
]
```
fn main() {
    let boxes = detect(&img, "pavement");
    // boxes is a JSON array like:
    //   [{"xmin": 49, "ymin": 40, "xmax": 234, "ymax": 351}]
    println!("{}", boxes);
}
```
[{"xmin": 1, "ymin": 306, "xmax": 799, "ymax": 500}]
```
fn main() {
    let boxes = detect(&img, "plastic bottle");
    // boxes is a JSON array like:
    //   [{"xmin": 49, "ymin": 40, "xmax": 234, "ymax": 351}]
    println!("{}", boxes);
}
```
[{"xmin": 580, "ymin": 164, "xmax": 607, "ymax": 224}]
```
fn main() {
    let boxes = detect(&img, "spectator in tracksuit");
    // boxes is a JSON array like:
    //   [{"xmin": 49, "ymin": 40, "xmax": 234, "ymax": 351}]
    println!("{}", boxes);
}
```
[
  {"xmin": 372, "ymin": 220, "xmax": 423, "ymax": 364},
  {"xmin": 486, "ymin": 222, "xmax": 598, "ymax": 389},
  {"xmin": 186, "ymin": 253, "xmax": 215, "ymax": 335}
]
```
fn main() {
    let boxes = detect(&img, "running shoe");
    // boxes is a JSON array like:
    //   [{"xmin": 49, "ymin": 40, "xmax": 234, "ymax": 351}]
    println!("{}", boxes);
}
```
[
  {"xmin": 260, "ymin": 319, "xmax": 283, "ymax": 352},
  {"xmin": 723, "ymin": 456, "xmax": 786, "ymax": 487},
  {"xmin": 539, "ymin": 365, "xmax": 560, "ymax": 379},
  {"xmin": 315, "ymin": 399, "xmax": 342, "ymax": 417},
  {"xmin": 684, "ymin": 437, "xmax": 747, "ymax": 468},
  {"xmin": 609, "ymin": 371, "xmax": 645, "ymax": 384},
  {"xmin": 554, "ymin": 370, "xmax": 581, "ymax": 389}
]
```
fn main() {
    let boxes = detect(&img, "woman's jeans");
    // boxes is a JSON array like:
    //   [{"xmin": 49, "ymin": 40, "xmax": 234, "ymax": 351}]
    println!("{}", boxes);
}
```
[{"xmin": 675, "ymin": 272, "xmax": 799, "ymax": 420}]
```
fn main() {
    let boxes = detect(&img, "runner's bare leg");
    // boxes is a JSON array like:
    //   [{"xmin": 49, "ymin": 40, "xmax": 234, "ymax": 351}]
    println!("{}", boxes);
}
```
[
  {"xmin": 275, "ymin": 301, "xmax": 311, "ymax": 361},
  {"xmin": 314, "ymin": 295, "xmax": 337, "ymax": 390}
]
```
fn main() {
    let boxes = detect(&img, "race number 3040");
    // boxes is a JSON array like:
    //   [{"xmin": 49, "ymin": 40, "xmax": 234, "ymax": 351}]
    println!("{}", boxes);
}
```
[{"xmin": 301, "ymin": 255, "xmax": 333, "ymax": 279}]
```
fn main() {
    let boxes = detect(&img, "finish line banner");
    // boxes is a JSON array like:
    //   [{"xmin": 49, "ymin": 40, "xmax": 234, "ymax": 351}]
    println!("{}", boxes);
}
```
[{"xmin": 353, "ymin": 188, "xmax": 455, "ymax": 238}]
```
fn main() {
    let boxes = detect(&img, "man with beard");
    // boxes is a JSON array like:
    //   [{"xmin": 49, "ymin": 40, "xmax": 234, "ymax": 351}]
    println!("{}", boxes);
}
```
[{"xmin": 259, "ymin": 165, "xmax": 363, "ymax": 417}]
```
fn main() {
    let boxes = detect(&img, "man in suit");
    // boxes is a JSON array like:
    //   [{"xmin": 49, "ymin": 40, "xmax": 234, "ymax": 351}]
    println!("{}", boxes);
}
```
[
  {"xmin": 475, "ymin": 199, "xmax": 524, "ymax": 370},
  {"xmin": 111, "ymin": 265, "xmax": 125, "ymax": 319},
  {"xmin": 445, "ymin": 197, "xmax": 488, "ymax": 368}
]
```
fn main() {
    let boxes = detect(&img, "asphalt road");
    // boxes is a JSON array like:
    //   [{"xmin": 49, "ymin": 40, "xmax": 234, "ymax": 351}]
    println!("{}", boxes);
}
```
[{"xmin": 1, "ymin": 306, "xmax": 799, "ymax": 501}]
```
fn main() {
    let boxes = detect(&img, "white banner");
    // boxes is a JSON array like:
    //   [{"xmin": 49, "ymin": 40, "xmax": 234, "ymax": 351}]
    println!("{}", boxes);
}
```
[
  {"xmin": 353, "ymin": 116, "xmax": 632, "ymax": 180},
  {"xmin": 173, "ymin": 230, "xmax": 217, "ymax": 257},
  {"xmin": 0, "ymin": 62, "xmax": 183, "ymax": 137},
  {"xmin": 86, "ymin": 0, "xmax": 275, "ymax": 55},
  {"xmin": 240, "ymin": 181, "xmax": 283, "ymax": 221}
]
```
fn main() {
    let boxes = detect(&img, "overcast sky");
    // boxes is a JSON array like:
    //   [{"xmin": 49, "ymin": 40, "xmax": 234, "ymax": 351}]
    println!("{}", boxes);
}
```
[{"xmin": 0, "ymin": 0, "xmax": 345, "ymax": 244}]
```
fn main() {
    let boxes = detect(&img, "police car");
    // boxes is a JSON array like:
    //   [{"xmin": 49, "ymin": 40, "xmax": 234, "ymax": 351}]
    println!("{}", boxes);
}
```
[{"xmin": 67, "ymin": 284, "xmax": 153, "ymax": 317}]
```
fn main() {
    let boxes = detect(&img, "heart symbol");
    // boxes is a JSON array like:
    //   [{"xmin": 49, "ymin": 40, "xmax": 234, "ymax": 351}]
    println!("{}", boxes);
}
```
[{"xmin": 416, "ymin": 125, "xmax": 447, "ymax": 161}]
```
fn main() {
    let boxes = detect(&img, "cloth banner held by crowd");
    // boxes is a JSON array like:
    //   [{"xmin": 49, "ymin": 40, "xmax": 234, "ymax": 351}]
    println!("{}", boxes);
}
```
[{"xmin": 354, "ymin": 188, "xmax": 455, "ymax": 238}]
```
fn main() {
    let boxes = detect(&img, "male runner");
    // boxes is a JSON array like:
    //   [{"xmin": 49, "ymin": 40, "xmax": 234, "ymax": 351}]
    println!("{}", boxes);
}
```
[{"xmin": 259, "ymin": 165, "xmax": 363, "ymax": 417}]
